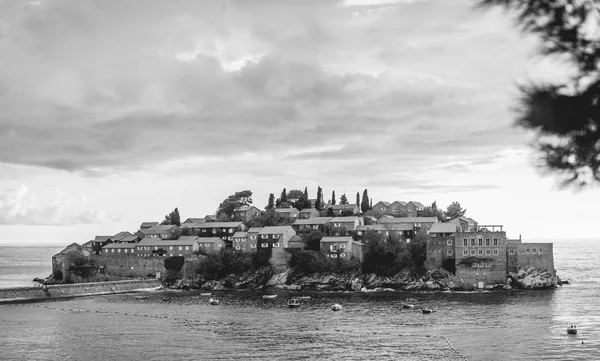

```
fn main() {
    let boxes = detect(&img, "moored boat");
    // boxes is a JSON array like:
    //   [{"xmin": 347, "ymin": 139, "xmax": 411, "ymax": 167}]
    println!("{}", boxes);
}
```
[
  {"xmin": 567, "ymin": 325, "xmax": 577, "ymax": 334},
  {"xmin": 287, "ymin": 299, "xmax": 301, "ymax": 308},
  {"xmin": 422, "ymin": 307, "xmax": 436, "ymax": 314},
  {"xmin": 401, "ymin": 303, "xmax": 415, "ymax": 309},
  {"xmin": 209, "ymin": 298, "xmax": 219, "ymax": 305},
  {"xmin": 263, "ymin": 294, "xmax": 278, "ymax": 299},
  {"xmin": 331, "ymin": 303, "xmax": 342, "ymax": 311}
]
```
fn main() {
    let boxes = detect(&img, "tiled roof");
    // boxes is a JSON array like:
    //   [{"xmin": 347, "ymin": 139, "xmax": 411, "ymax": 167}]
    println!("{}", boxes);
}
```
[
  {"xmin": 357, "ymin": 224, "xmax": 413, "ymax": 231},
  {"xmin": 429, "ymin": 223, "xmax": 459, "ymax": 233},
  {"xmin": 299, "ymin": 208, "xmax": 319, "ymax": 213},
  {"xmin": 356, "ymin": 224, "xmax": 387, "ymax": 231},
  {"xmin": 258, "ymin": 226, "xmax": 294, "ymax": 235},
  {"xmin": 104, "ymin": 243, "xmax": 136, "ymax": 249},
  {"xmin": 329, "ymin": 216, "xmax": 358, "ymax": 222},
  {"xmin": 194, "ymin": 222, "xmax": 243, "ymax": 229},
  {"xmin": 378, "ymin": 217, "xmax": 438, "ymax": 224},
  {"xmin": 374, "ymin": 201, "xmax": 390, "ymax": 207},
  {"xmin": 81, "ymin": 240, "xmax": 93, "ymax": 247},
  {"xmin": 408, "ymin": 201, "xmax": 425, "ymax": 208},
  {"xmin": 94, "ymin": 236, "xmax": 113, "ymax": 242},
  {"xmin": 330, "ymin": 204, "xmax": 358, "ymax": 210},
  {"xmin": 293, "ymin": 217, "xmax": 332, "ymax": 225},
  {"xmin": 164, "ymin": 236, "xmax": 199, "ymax": 246},
  {"xmin": 274, "ymin": 208, "xmax": 299, "ymax": 213},
  {"xmin": 196, "ymin": 237, "xmax": 223, "ymax": 244},
  {"xmin": 247, "ymin": 227, "xmax": 263, "ymax": 233},
  {"xmin": 183, "ymin": 218, "xmax": 207, "ymax": 224},
  {"xmin": 113, "ymin": 231, "xmax": 134, "ymax": 240},
  {"xmin": 136, "ymin": 238, "xmax": 164, "ymax": 247},
  {"xmin": 234, "ymin": 205, "xmax": 259, "ymax": 212},
  {"xmin": 320, "ymin": 236, "xmax": 354, "ymax": 243},
  {"xmin": 141, "ymin": 225, "xmax": 177, "ymax": 234},
  {"xmin": 116, "ymin": 235, "xmax": 139, "ymax": 243},
  {"xmin": 233, "ymin": 232, "xmax": 248, "ymax": 238},
  {"xmin": 389, "ymin": 201, "xmax": 407, "ymax": 207},
  {"xmin": 140, "ymin": 222, "xmax": 159, "ymax": 228}
]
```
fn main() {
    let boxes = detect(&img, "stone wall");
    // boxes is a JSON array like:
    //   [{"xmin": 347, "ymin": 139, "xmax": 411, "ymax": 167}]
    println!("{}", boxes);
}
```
[
  {"xmin": 0, "ymin": 279, "xmax": 161, "ymax": 304},
  {"xmin": 517, "ymin": 243, "xmax": 555, "ymax": 273},
  {"xmin": 425, "ymin": 236, "xmax": 454, "ymax": 269},
  {"xmin": 454, "ymin": 231, "xmax": 507, "ymax": 287},
  {"xmin": 91, "ymin": 254, "xmax": 202, "ymax": 279}
]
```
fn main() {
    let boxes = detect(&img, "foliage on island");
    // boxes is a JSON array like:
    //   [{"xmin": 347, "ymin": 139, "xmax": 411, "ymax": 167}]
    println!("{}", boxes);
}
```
[{"xmin": 195, "ymin": 249, "xmax": 271, "ymax": 280}]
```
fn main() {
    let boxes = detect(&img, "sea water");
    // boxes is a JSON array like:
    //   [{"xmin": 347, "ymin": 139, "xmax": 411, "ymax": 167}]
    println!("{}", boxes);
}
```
[{"xmin": 0, "ymin": 239, "xmax": 598, "ymax": 360}]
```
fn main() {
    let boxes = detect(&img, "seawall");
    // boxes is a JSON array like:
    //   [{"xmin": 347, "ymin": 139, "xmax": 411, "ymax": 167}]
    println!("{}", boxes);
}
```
[{"xmin": 0, "ymin": 279, "xmax": 162, "ymax": 304}]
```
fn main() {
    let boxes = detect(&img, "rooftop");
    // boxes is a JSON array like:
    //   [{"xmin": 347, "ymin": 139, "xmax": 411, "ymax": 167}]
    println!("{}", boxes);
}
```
[
  {"xmin": 258, "ymin": 226, "xmax": 294, "ymax": 234},
  {"xmin": 429, "ymin": 223, "xmax": 459, "ymax": 233},
  {"xmin": 293, "ymin": 217, "xmax": 332, "ymax": 225},
  {"xmin": 320, "ymin": 236, "xmax": 354, "ymax": 243}
]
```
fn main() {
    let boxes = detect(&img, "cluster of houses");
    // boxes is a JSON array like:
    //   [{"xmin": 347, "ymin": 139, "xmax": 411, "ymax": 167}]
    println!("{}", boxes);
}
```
[{"xmin": 81, "ymin": 200, "xmax": 555, "ymax": 289}]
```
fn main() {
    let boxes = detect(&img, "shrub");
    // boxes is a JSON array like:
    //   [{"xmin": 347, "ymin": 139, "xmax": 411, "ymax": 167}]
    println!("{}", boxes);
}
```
[
  {"xmin": 290, "ymin": 251, "xmax": 331, "ymax": 274},
  {"xmin": 196, "ymin": 249, "xmax": 256, "ymax": 280},
  {"xmin": 164, "ymin": 256, "xmax": 185, "ymax": 271}
]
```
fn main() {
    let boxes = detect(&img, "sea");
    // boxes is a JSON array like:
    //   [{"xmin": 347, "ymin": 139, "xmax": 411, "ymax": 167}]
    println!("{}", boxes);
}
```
[{"xmin": 0, "ymin": 239, "xmax": 598, "ymax": 360}]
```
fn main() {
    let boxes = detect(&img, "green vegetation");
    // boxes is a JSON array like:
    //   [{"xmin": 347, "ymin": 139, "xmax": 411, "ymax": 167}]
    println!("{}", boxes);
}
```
[
  {"xmin": 290, "ymin": 251, "xmax": 361, "ymax": 274},
  {"xmin": 196, "ymin": 249, "xmax": 271, "ymax": 280},
  {"xmin": 216, "ymin": 190, "xmax": 253, "ymax": 219},
  {"xmin": 361, "ymin": 231, "xmax": 426, "ymax": 277},
  {"xmin": 361, "ymin": 189, "xmax": 370, "ymax": 213},
  {"xmin": 161, "ymin": 207, "xmax": 181, "ymax": 226}
]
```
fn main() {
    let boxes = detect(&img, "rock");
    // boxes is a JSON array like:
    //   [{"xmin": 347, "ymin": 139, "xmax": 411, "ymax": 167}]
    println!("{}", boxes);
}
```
[
  {"xmin": 350, "ymin": 278, "xmax": 363, "ymax": 291},
  {"xmin": 266, "ymin": 269, "xmax": 291, "ymax": 287},
  {"xmin": 33, "ymin": 278, "xmax": 45, "ymax": 283}
]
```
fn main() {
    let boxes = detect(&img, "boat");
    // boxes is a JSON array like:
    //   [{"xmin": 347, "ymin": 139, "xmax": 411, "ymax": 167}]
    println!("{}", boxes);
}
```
[
  {"xmin": 209, "ymin": 298, "xmax": 219, "ymax": 305},
  {"xmin": 422, "ymin": 307, "xmax": 436, "ymax": 314},
  {"xmin": 331, "ymin": 304, "xmax": 343, "ymax": 311},
  {"xmin": 296, "ymin": 296, "xmax": 311, "ymax": 300},
  {"xmin": 200, "ymin": 292, "xmax": 212, "ymax": 296},
  {"xmin": 134, "ymin": 295, "xmax": 148, "ymax": 300},
  {"xmin": 401, "ymin": 303, "xmax": 415, "ymax": 309},
  {"xmin": 287, "ymin": 299, "xmax": 301, "ymax": 308},
  {"xmin": 263, "ymin": 294, "xmax": 278, "ymax": 299},
  {"xmin": 567, "ymin": 325, "xmax": 577, "ymax": 334}
]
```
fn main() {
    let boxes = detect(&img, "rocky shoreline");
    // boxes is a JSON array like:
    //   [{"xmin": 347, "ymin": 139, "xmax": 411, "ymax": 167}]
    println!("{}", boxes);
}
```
[{"xmin": 178, "ymin": 266, "xmax": 561, "ymax": 292}]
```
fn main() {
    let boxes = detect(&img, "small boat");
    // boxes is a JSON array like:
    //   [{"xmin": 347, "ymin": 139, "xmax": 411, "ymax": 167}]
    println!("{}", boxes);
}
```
[
  {"xmin": 200, "ymin": 293, "xmax": 212, "ymax": 296},
  {"xmin": 331, "ymin": 304, "xmax": 343, "ymax": 311},
  {"xmin": 209, "ymin": 298, "xmax": 219, "ymax": 305},
  {"xmin": 401, "ymin": 303, "xmax": 415, "ymax": 309},
  {"xmin": 567, "ymin": 325, "xmax": 577, "ymax": 334},
  {"xmin": 296, "ymin": 296, "xmax": 311, "ymax": 300},
  {"xmin": 422, "ymin": 307, "xmax": 436, "ymax": 314},
  {"xmin": 287, "ymin": 299, "xmax": 301, "ymax": 308},
  {"xmin": 134, "ymin": 295, "xmax": 148, "ymax": 300},
  {"xmin": 263, "ymin": 294, "xmax": 278, "ymax": 299}
]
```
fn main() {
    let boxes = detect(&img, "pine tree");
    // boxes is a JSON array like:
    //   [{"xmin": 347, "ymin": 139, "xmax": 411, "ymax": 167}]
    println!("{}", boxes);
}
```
[
  {"xmin": 266, "ymin": 193, "xmax": 275, "ymax": 210},
  {"xmin": 361, "ymin": 189, "xmax": 370, "ymax": 213},
  {"xmin": 331, "ymin": 191, "xmax": 336, "ymax": 205},
  {"xmin": 340, "ymin": 194, "xmax": 348, "ymax": 205}
]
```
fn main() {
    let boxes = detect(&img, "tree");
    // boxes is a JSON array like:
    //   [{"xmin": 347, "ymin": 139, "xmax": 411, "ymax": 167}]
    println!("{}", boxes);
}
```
[
  {"xmin": 340, "ymin": 193, "xmax": 348, "ymax": 205},
  {"xmin": 361, "ymin": 189, "xmax": 370, "ymax": 213},
  {"xmin": 418, "ymin": 201, "xmax": 446, "ymax": 222},
  {"xmin": 296, "ymin": 228, "xmax": 325, "ymax": 251},
  {"xmin": 356, "ymin": 192, "xmax": 360, "ymax": 207},
  {"xmin": 161, "ymin": 207, "xmax": 181, "ymax": 226},
  {"xmin": 287, "ymin": 189, "xmax": 304, "ymax": 205},
  {"xmin": 294, "ymin": 187, "xmax": 312, "ymax": 210},
  {"xmin": 446, "ymin": 201, "xmax": 466, "ymax": 220},
  {"xmin": 315, "ymin": 186, "xmax": 323, "ymax": 210},
  {"xmin": 478, "ymin": 0, "xmax": 600, "ymax": 186},
  {"xmin": 248, "ymin": 209, "xmax": 293, "ymax": 227},
  {"xmin": 266, "ymin": 193, "xmax": 275, "ymax": 210},
  {"xmin": 217, "ymin": 190, "xmax": 253, "ymax": 219},
  {"xmin": 331, "ymin": 191, "xmax": 336, "ymax": 205},
  {"xmin": 280, "ymin": 188, "xmax": 288, "ymax": 204}
]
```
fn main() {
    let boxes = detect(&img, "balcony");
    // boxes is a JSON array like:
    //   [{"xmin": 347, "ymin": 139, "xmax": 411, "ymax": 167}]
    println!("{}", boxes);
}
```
[{"xmin": 460, "ymin": 225, "xmax": 504, "ymax": 233}]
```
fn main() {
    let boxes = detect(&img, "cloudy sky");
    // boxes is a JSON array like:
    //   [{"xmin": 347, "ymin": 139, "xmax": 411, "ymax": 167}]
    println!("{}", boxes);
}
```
[{"xmin": 0, "ymin": 0, "xmax": 597, "ymax": 245}]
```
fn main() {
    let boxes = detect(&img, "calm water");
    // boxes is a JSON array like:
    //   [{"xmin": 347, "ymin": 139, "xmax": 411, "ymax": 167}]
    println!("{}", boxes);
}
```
[{"xmin": 0, "ymin": 240, "xmax": 598, "ymax": 360}]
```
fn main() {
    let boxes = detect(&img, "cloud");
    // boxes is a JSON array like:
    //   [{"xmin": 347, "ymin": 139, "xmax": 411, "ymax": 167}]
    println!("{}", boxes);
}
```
[
  {"xmin": 0, "ymin": 185, "xmax": 118, "ymax": 225},
  {"xmin": 0, "ymin": 0, "xmax": 546, "ymax": 176}
]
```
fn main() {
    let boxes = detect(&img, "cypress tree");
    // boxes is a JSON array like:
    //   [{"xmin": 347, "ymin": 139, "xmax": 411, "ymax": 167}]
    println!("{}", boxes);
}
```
[
  {"xmin": 266, "ymin": 193, "xmax": 275, "ymax": 210},
  {"xmin": 280, "ymin": 188, "xmax": 287, "ymax": 203},
  {"xmin": 332, "ymin": 191, "xmax": 336, "ymax": 205},
  {"xmin": 356, "ymin": 192, "xmax": 360, "ymax": 207},
  {"xmin": 316, "ymin": 186, "xmax": 322, "ymax": 210},
  {"xmin": 361, "ymin": 189, "xmax": 370, "ymax": 213}
]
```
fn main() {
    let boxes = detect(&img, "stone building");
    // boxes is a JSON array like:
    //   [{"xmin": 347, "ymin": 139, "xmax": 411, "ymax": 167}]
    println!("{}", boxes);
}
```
[
  {"xmin": 425, "ymin": 223, "xmax": 459, "ymax": 269},
  {"xmin": 319, "ymin": 236, "xmax": 366, "ymax": 262}
]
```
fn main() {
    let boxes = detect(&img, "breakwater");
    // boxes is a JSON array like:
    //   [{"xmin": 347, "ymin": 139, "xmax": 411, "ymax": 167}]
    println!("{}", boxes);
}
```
[{"xmin": 0, "ymin": 279, "xmax": 162, "ymax": 304}]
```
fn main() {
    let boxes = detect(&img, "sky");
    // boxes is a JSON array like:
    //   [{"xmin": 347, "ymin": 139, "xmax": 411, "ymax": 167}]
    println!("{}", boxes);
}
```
[{"xmin": 0, "ymin": 0, "xmax": 598, "ymax": 245}]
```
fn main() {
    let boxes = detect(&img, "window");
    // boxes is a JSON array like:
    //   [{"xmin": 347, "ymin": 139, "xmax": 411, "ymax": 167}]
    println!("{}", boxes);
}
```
[
  {"xmin": 331, "ymin": 245, "xmax": 338, "ymax": 251},
  {"xmin": 261, "ymin": 234, "xmax": 267, "ymax": 239},
  {"xmin": 471, "ymin": 263, "xmax": 477, "ymax": 268},
  {"xmin": 485, "ymin": 250, "xmax": 491, "ymax": 255},
  {"xmin": 178, "ymin": 254, "xmax": 182, "ymax": 257},
  {"xmin": 485, "ymin": 238, "xmax": 490, "ymax": 246},
  {"xmin": 447, "ymin": 250, "xmax": 453, "ymax": 256},
  {"xmin": 539, "ymin": 248, "xmax": 543, "ymax": 254},
  {"xmin": 251, "ymin": 236, "xmax": 256, "ymax": 240},
  {"xmin": 447, "ymin": 239, "xmax": 453, "ymax": 246},
  {"xmin": 463, "ymin": 250, "xmax": 468, "ymax": 256},
  {"xmin": 493, "ymin": 249, "xmax": 498, "ymax": 255},
  {"xmin": 251, "ymin": 244, "xmax": 256, "ymax": 248},
  {"xmin": 463, "ymin": 238, "xmax": 468, "ymax": 246},
  {"xmin": 532, "ymin": 248, "xmax": 537, "ymax": 253},
  {"xmin": 262, "ymin": 243, "xmax": 268, "ymax": 247},
  {"xmin": 105, "ymin": 249, "xmax": 108, "ymax": 253},
  {"xmin": 273, "ymin": 234, "xmax": 280, "ymax": 239},
  {"xmin": 229, "ymin": 228, "xmax": 233, "ymax": 233},
  {"xmin": 485, "ymin": 262, "xmax": 491, "ymax": 267},
  {"xmin": 478, "ymin": 262, "xmax": 484, "ymax": 267},
  {"xmin": 273, "ymin": 243, "xmax": 280, "ymax": 248},
  {"xmin": 242, "ymin": 238, "xmax": 246, "ymax": 242},
  {"xmin": 217, "ymin": 243, "xmax": 222, "ymax": 247},
  {"xmin": 205, "ymin": 244, "xmax": 210, "ymax": 248},
  {"xmin": 340, "ymin": 253, "xmax": 346, "ymax": 258},
  {"xmin": 111, "ymin": 249, "xmax": 115, "ymax": 253},
  {"xmin": 202, "ymin": 229, "xmax": 207, "ymax": 233},
  {"xmin": 185, "ymin": 246, "xmax": 190, "ymax": 251},
  {"xmin": 478, "ymin": 238, "xmax": 483, "ymax": 246},
  {"xmin": 478, "ymin": 250, "xmax": 483, "ymax": 256},
  {"xmin": 330, "ymin": 254, "xmax": 338, "ymax": 258},
  {"xmin": 341, "ymin": 244, "xmax": 346, "ymax": 249},
  {"xmin": 526, "ymin": 248, "xmax": 531, "ymax": 253},
  {"xmin": 334, "ymin": 223, "xmax": 340, "ymax": 227},
  {"xmin": 179, "ymin": 246, "xmax": 183, "ymax": 250},
  {"xmin": 470, "ymin": 250, "xmax": 476, "ymax": 255},
  {"xmin": 235, "ymin": 246, "xmax": 241, "ymax": 250},
  {"xmin": 509, "ymin": 249, "xmax": 514, "ymax": 255},
  {"xmin": 169, "ymin": 246, "xmax": 173, "ymax": 251},
  {"xmin": 117, "ymin": 249, "xmax": 121, "ymax": 253},
  {"xmin": 470, "ymin": 239, "xmax": 476, "ymax": 246},
  {"xmin": 493, "ymin": 238, "xmax": 498, "ymax": 246}
]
